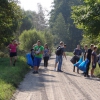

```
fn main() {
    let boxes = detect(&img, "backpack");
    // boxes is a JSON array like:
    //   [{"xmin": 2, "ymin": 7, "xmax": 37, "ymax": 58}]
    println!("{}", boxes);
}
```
[{"xmin": 55, "ymin": 46, "xmax": 62, "ymax": 55}]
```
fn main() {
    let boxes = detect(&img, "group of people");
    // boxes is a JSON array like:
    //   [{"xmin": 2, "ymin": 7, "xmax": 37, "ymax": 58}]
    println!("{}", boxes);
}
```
[
  {"xmin": 7, "ymin": 39, "xmax": 100, "ymax": 77},
  {"xmin": 72, "ymin": 44, "xmax": 99, "ymax": 77},
  {"xmin": 30, "ymin": 40, "xmax": 50, "ymax": 74},
  {"xmin": 6, "ymin": 39, "xmax": 50, "ymax": 74}
]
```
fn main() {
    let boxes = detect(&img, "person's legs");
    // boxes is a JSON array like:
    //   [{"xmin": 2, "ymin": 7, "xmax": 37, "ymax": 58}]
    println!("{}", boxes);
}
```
[
  {"xmin": 33, "ymin": 57, "xmax": 38, "ymax": 73},
  {"xmin": 91, "ymin": 63, "xmax": 96, "ymax": 77},
  {"xmin": 76, "ymin": 57, "xmax": 80, "ymax": 74},
  {"xmin": 45, "ymin": 57, "xmax": 49, "ymax": 67},
  {"xmin": 10, "ymin": 57, "xmax": 13, "ymax": 66},
  {"xmin": 85, "ymin": 61, "xmax": 90, "ymax": 77},
  {"xmin": 54, "ymin": 55, "xmax": 58, "ymax": 70},
  {"xmin": 37, "ymin": 58, "xmax": 42, "ymax": 71},
  {"xmin": 13, "ymin": 56, "xmax": 17, "ymax": 66},
  {"xmin": 57, "ymin": 55, "xmax": 62, "ymax": 71},
  {"xmin": 43, "ymin": 57, "xmax": 46, "ymax": 67}
]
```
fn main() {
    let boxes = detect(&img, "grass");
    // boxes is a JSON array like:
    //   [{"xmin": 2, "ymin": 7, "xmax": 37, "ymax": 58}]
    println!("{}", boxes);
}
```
[
  {"xmin": 66, "ymin": 52, "xmax": 73, "ymax": 56},
  {"xmin": 0, "ymin": 56, "xmax": 30, "ymax": 100},
  {"xmin": 94, "ymin": 64, "xmax": 100, "ymax": 77}
]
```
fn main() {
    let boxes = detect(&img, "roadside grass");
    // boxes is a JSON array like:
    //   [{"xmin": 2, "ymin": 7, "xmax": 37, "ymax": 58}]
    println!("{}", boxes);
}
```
[
  {"xmin": 0, "ymin": 56, "xmax": 30, "ymax": 100},
  {"xmin": 94, "ymin": 65, "xmax": 100, "ymax": 77},
  {"xmin": 66, "ymin": 52, "xmax": 73, "ymax": 56}
]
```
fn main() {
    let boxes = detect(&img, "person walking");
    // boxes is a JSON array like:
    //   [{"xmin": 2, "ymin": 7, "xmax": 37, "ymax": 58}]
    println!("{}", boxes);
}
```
[
  {"xmin": 91, "ymin": 46, "xmax": 97, "ymax": 77},
  {"xmin": 33, "ymin": 40, "xmax": 44, "ymax": 74},
  {"xmin": 84, "ymin": 44, "xmax": 94, "ymax": 77},
  {"xmin": 73, "ymin": 45, "xmax": 82, "ymax": 73},
  {"xmin": 43, "ymin": 43, "xmax": 50, "ymax": 68},
  {"xmin": 7, "ymin": 39, "xmax": 20, "ymax": 66}
]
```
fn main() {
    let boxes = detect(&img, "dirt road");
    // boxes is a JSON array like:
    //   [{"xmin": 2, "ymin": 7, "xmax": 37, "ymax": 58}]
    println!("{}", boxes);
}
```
[{"xmin": 12, "ymin": 56, "xmax": 100, "ymax": 100}]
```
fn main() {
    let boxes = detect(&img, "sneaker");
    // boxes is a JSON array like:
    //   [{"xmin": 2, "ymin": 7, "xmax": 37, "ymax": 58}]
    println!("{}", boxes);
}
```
[
  {"xmin": 33, "ymin": 71, "xmax": 38, "ymax": 74},
  {"xmin": 33, "ymin": 71, "xmax": 36, "ymax": 74},
  {"xmin": 87, "ymin": 75, "xmax": 90, "ymax": 77},
  {"xmin": 57, "ymin": 70, "xmax": 63, "ymax": 72},
  {"xmin": 91, "ymin": 75, "xmax": 96, "ymax": 78},
  {"xmin": 54, "ymin": 68, "xmax": 56, "ymax": 71},
  {"xmin": 36, "ymin": 71, "xmax": 38, "ymax": 73},
  {"xmin": 59, "ymin": 70, "xmax": 63, "ymax": 72}
]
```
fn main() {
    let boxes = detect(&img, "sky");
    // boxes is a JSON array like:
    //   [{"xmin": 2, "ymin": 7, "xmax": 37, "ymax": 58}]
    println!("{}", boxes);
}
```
[{"xmin": 19, "ymin": 0, "xmax": 54, "ymax": 12}]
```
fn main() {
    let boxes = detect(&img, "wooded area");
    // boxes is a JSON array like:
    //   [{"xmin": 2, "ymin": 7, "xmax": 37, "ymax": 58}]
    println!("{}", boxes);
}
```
[{"xmin": 1, "ymin": 0, "xmax": 100, "ymax": 51}]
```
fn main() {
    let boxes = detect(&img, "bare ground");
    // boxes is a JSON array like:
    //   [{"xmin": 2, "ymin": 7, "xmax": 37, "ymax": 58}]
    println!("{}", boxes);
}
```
[{"xmin": 12, "ymin": 56, "xmax": 100, "ymax": 100}]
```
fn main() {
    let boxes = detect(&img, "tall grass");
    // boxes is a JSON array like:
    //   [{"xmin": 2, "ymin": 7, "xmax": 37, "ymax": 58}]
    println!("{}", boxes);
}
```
[{"xmin": 0, "ymin": 56, "xmax": 30, "ymax": 100}]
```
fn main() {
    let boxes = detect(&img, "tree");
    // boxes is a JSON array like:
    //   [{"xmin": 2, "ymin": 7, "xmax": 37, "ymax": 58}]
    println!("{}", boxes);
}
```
[
  {"xmin": 0, "ymin": 0, "xmax": 23, "ymax": 47},
  {"xmin": 49, "ymin": 0, "xmax": 83, "ymax": 51},
  {"xmin": 52, "ymin": 13, "xmax": 67, "ymax": 44}
]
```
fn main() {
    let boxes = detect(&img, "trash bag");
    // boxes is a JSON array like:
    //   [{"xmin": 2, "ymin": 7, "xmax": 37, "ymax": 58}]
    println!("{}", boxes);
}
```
[
  {"xmin": 74, "ymin": 57, "xmax": 83, "ymax": 67},
  {"xmin": 70, "ymin": 55, "xmax": 80, "ymax": 64},
  {"xmin": 26, "ymin": 53, "xmax": 34, "ymax": 67},
  {"xmin": 78, "ymin": 59, "xmax": 89, "ymax": 72}
]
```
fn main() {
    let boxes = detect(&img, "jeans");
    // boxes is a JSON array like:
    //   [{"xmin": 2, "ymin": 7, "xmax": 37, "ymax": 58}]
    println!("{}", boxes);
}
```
[{"xmin": 57, "ymin": 55, "xmax": 63, "ymax": 71}]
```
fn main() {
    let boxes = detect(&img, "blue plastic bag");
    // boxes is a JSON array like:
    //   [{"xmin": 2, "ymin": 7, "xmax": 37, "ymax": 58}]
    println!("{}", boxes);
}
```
[
  {"xmin": 78, "ymin": 59, "xmax": 89, "ymax": 72},
  {"xmin": 74, "ymin": 57, "xmax": 83, "ymax": 67},
  {"xmin": 26, "ymin": 53, "xmax": 34, "ymax": 67}
]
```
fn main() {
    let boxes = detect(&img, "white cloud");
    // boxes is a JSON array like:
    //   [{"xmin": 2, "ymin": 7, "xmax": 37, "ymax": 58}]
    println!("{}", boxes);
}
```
[{"xmin": 19, "ymin": 0, "xmax": 53, "ymax": 12}]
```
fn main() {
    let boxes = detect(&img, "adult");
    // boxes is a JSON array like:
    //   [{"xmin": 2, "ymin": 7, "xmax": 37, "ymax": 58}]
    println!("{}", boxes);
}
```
[
  {"xmin": 91, "ymin": 46, "xmax": 97, "ymax": 77},
  {"xmin": 7, "ymin": 39, "xmax": 20, "ymax": 66},
  {"xmin": 82, "ymin": 44, "xmax": 88, "ymax": 75},
  {"xmin": 33, "ymin": 40, "xmax": 44, "ymax": 74},
  {"xmin": 84, "ymin": 44, "xmax": 94, "ymax": 77},
  {"xmin": 73, "ymin": 45, "xmax": 82, "ymax": 73},
  {"xmin": 54, "ymin": 41, "xmax": 66, "ymax": 72},
  {"xmin": 43, "ymin": 43, "xmax": 50, "ymax": 68},
  {"xmin": 83, "ymin": 45, "xmax": 88, "ymax": 60}
]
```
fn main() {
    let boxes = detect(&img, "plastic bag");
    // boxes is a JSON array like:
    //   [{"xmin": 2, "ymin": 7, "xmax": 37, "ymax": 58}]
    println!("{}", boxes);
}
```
[
  {"xmin": 74, "ymin": 57, "xmax": 83, "ymax": 67},
  {"xmin": 26, "ymin": 53, "xmax": 34, "ymax": 67},
  {"xmin": 78, "ymin": 59, "xmax": 89, "ymax": 72},
  {"xmin": 70, "ymin": 55, "xmax": 80, "ymax": 64}
]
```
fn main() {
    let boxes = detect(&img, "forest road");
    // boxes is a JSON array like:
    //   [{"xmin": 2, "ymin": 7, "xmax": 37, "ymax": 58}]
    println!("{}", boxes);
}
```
[{"xmin": 12, "ymin": 56, "xmax": 100, "ymax": 100}]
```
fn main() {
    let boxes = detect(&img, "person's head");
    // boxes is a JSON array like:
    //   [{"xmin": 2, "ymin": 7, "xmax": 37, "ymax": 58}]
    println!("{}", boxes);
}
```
[
  {"xmin": 64, "ymin": 44, "xmax": 67, "ymax": 48},
  {"xmin": 84, "ymin": 44, "xmax": 88, "ymax": 50},
  {"xmin": 60, "ymin": 41, "xmax": 64, "ymax": 46},
  {"xmin": 37, "ymin": 40, "xmax": 41, "ymax": 46},
  {"xmin": 12, "ymin": 39, "xmax": 16, "ymax": 44},
  {"xmin": 93, "ymin": 46, "xmax": 97, "ymax": 51},
  {"xmin": 44, "ymin": 43, "xmax": 48, "ymax": 49},
  {"xmin": 90, "ymin": 44, "xmax": 94, "ymax": 50},
  {"xmin": 77, "ymin": 45, "xmax": 80, "ymax": 49}
]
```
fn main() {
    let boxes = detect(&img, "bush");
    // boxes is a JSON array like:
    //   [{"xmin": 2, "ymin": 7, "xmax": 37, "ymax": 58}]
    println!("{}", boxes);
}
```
[{"xmin": 19, "ymin": 29, "xmax": 54, "ymax": 52}]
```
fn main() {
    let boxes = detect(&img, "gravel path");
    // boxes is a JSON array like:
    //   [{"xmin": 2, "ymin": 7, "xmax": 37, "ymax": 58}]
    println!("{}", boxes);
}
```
[{"xmin": 12, "ymin": 56, "xmax": 100, "ymax": 100}]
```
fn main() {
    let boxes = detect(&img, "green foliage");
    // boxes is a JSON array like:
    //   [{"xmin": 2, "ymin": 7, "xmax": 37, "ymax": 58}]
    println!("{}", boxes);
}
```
[
  {"xmin": 52, "ymin": 13, "xmax": 67, "ymax": 43},
  {"xmin": 0, "ymin": 0, "xmax": 23, "ymax": 47},
  {"xmin": 71, "ymin": 0, "xmax": 100, "ymax": 36},
  {"xmin": 19, "ymin": 29, "xmax": 54, "ymax": 51},
  {"xmin": 0, "ymin": 56, "xmax": 29, "ymax": 100},
  {"xmin": 44, "ymin": 31, "xmax": 54, "ymax": 51},
  {"xmin": 50, "ymin": 0, "xmax": 83, "ymax": 51}
]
